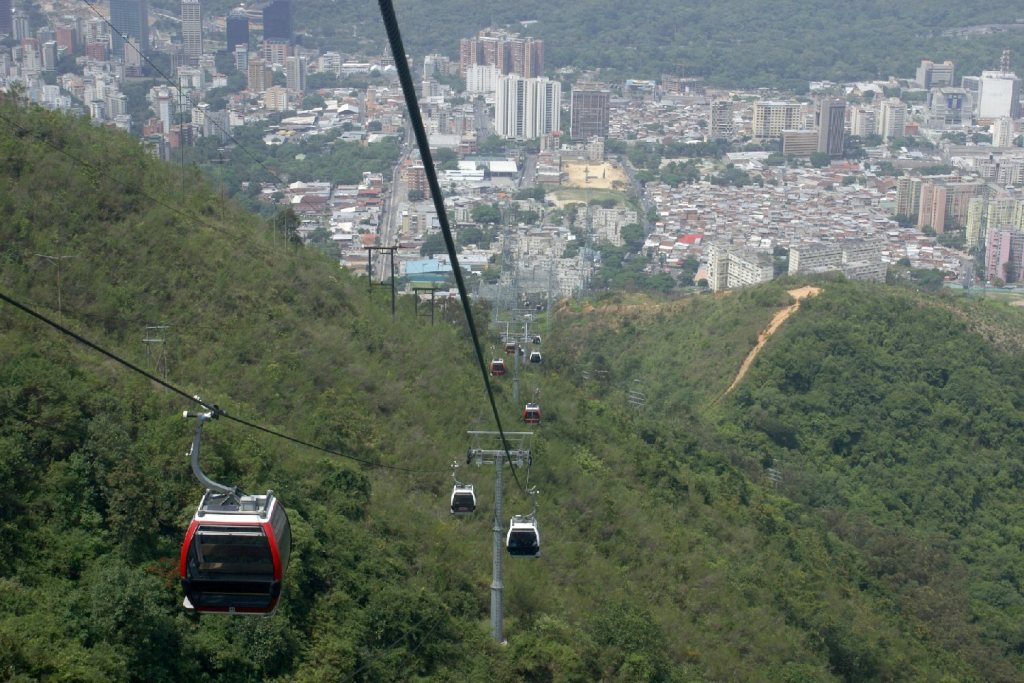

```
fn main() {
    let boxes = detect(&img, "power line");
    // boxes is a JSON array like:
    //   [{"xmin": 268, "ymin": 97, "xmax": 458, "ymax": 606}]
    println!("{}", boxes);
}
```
[
  {"xmin": 78, "ymin": 0, "xmax": 292, "ymax": 189},
  {"xmin": 0, "ymin": 290, "xmax": 445, "ymax": 475},
  {"xmin": 376, "ymin": 0, "xmax": 528, "ymax": 496}
]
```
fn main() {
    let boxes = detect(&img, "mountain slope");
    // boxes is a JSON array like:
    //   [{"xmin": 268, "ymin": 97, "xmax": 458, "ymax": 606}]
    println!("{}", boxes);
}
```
[
  {"xmin": 557, "ymin": 280, "xmax": 1024, "ymax": 679},
  {"xmin": 3, "ymin": 103, "xmax": 1024, "ymax": 680}
]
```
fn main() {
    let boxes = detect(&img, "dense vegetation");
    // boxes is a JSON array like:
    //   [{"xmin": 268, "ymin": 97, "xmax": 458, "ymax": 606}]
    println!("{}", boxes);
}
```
[
  {"xmin": 281, "ymin": 1, "xmax": 1024, "ymax": 88},
  {"xmin": 557, "ymin": 280, "xmax": 1024, "ymax": 680},
  {"xmin": 6, "ymin": 103, "xmax": 1024, "ymax": 680},
  {"xmin": 187, "ymin": 126, "xmax": 400, "ymax": 205}
]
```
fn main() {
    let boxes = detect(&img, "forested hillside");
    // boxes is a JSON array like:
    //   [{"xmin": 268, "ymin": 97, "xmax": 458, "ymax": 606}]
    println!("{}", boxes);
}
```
[
  {"xmin": 5, "ymin": 102, "xmax": 1024, "ymax": 680},
  {"xmin": 557, "ymin": 281, "xmax": 1024, "ymax": 679},
  {"xmin": 280, "ymin": 0, "xmax": 1024, "ymax": 87}
]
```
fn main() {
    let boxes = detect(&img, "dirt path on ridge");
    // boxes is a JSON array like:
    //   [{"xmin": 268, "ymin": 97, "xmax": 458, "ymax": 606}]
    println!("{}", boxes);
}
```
[{"xmin": 723, "ymin": 286, "xmax": 822, "ymax": 396}]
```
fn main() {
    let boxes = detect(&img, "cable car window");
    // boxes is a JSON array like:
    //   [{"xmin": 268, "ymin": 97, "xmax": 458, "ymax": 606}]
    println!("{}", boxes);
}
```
[{"xmin": 191, "ymin": 526, "xmax": 274, "ymax": 575}]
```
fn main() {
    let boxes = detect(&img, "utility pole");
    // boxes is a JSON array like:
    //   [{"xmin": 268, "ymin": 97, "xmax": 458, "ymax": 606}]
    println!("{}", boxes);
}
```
[
  {"xmin": 412, "ymin": 285, "xmax": 437, "ymax": 324},
  {"xmin": 467, "ymin": 431, "xmax": 533, "ymax": 644},
  {"xmin": 512, "ymin": 338, "xmax": 520, "ymax": 407},
  {"xmin": 179, "ymin": 77, "xmax": 185, "ymax": 201},
  {"xmin": 35, "ymin": 251, "xmax": 77, "ymax": 324},
  {"xmin": 143, "ymin": 325, "xmax": 170, "ymax": 380},
  {"xmin": 365, "ymin": 245, "xmax": 398, "ymax": 319}
]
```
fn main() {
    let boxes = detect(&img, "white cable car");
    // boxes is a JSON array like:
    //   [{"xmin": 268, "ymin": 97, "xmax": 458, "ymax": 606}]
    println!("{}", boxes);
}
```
[
  {"xmin": 529, "ymin": 350, "xmax": 542, "ymax": 364},
  {"xmin": 506, "ymin": 514, "xmax": 540, "ymax": 557},
  {"xmin": 450, "ymin": 484, "xmax": 476, "ymax": 514}
]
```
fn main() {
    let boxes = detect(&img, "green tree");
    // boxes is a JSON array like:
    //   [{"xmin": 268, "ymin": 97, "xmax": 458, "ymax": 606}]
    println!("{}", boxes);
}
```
[
  {"xmin": 471, "ymin": 203, "xmax": 501, "ymax": 224},
  {"xmin": 810, "ymin": 152, "xmax": 831, "ymax": 168},
  {"xmin": 621, "ymin": 223, "xmax": 644, "ymax": 250},
  {"xmin": 420, "ymin": 231, "xmax": 447, "ymax": 255}
]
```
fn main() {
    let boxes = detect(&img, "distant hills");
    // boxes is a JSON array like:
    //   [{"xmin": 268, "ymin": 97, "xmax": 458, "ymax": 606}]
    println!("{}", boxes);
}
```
[
  {"xmin": 4, "ymin": 102, "xmax": 1024, "ymax": 679},
  {"xmin": 282, "ymin": 0, "xmax": 1024, "ymax": 88}
]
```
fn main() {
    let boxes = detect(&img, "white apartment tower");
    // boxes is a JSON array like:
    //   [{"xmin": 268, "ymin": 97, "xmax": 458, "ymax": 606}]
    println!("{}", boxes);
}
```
[
  {"xmin": 181, "ymin": 0, "xmax": 202, "ymax": 65},
  {"xmin": 878, "ymin": 98, "xmax": 907, "ymax": 141},
  {"xmin": 285, "ymin": 55, "xmax": 306, "ymax": 94},
  {"xmin": 978, "ymin": 70, "xmax": 1022, "ymax": 121},
  {"xmin": 494, "ymin": 75, "xmax": 561, "ymax": 140},
  {"xmin": 993, "ymin": 116, "xmax": 1016, "ymax": 148},
  {"xmin": 466, "ymin": 64, "xmax": 501, "ymax": 94},
  {"xmin": 850, "ymin": 107, "xmax": 876, "ymax": 137}
]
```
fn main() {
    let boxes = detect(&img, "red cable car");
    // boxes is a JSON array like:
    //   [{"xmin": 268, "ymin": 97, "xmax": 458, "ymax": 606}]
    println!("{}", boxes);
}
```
[
  {"xmin": 179, "ymin": 411, "xmax": 291, "ymax": 616},
  {"xmin": 522, "ymin": 402, "xmax": 541, "ymax": 425},
  {"xmin": 504, "ymin": 342, "xmax": 517, "ymax": 355},
  {"xmin": 180, "ymin": 490, "xmax": 291, "ymax": 615},
  {"xmin": 490, "ymin": 358, "xmax": 506, "ymax": 376}
]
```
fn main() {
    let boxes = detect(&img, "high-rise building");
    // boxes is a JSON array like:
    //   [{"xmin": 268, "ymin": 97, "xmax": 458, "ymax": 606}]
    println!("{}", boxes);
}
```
[
  {"xmin": 751, "ymin": 101, "xmax": 802, "ymax": 139},
  {"xmin": 917, "ymin": 180, "xmax": 983, "ymax": 233},
  {"xmin": 11, "ymin": 10, "xmax": 28, "ymax": 40},
  {"xmin": 263, "ymin": 85, "xmax": 289, "ymax": 112},
  {"xmin": 705, "ymin": 243, "xmax": 774, "ymax": 292},
  {"xmin": 896, "ymin": 176, "xmax": 922, "ymax": 219},
  {"xmin": 85, "ymin": 42, "xmax": 107, "ymax": 61},
  {"xmin": 916, "ymin": 60, "xmax": 955, "ymax": 89},
  {"xmin": 423, "ymin": 54, "xmax": 451, "ymax": 79},
  {"xmin": 570, "ymin": 85, "xmax": 610, "ymax": 140},
  {"xmin": 151, "ymin": 84, "xmax": 177, "ymax": 133},
  {"xmin": 0, "ymin": 0, "xmax": 12, "ymax": 37},
  {"xmin": 986, "ymin": 229, "xmax": 1024, "ymax": 282},
  {"xmin": 789, "ymin": 238, "xmax": 887, "ymax": 282},
  {"xmin": 55, "ymin": 25, "xmax": 77, "ymax": 52},
  {"xmin": 466, "ymin": 63, "xmax": 501, "ymax": 94},
  {"xmin": 709, "ymin": 100, "xmax": 734, "ymax": 140},
  {"xmin": 978, "ymin": 70, "xmax": 1022, "ymax": 121},
  {"xmin": 226, "ymin": 6, "xmax": 249, "ymax": 51},
  {"xmin": 285, "ymin": 55, "xmax": 305, "ymax": 94},
  {"xmin": 233, "ymin": 44, "xmax": 248, "ymax": 72},
  {"xmin": 961, "ymin": 76, "xmax": 981, "ymax": 112},
  {"xmin": 124, "ymin": 37, "xmax": 143, "ymax": 75},
  {"xmin": 878, "ymin": 98, "xmax": 907, "ymax": 141},
  {"xmin": 966, "ymin": 196, "xmax": 1022, "ymax": 248},
  {"xmin": 816, "ymin": 98, "xmax": 846, "ymax": 156},
  {"xmin": 247, "ymin": 56, "xmax": 270, "ymax": 92},
  {"xmin": 262, "ymin": 0, "xmax": 291, "ymax": 44},
  {"xmin": 41, "ymin": 40, "xmax": 57, "ymax": 72},
  {"xmin": 262, "ymin": 39, "xmax": 288, "ymax": 66},
  {"xmin": 459, "ymin": 28, "xmax": 543, "ymax": 78},
  {"xmin": 109, "ymin": 0, "xmax": 149, "ymax": 60},
  {"xmin": 495, "ymin": 75, "xmax": 560, "ymax": 140},
  {"xmin": 850, "ymin": 107, "xmax": 876, "ymax": 137},
  {"xmin": 509, "ymin": 36, "xmax": 543, "ymax": 78},
  {"xmin": 181, "ymin": 0, "xmax": 202, "ymax": 65},
  {"xmin": 84, "ymin": 18, "xmax": 108, "ymax": 46},
  {"xmin": 993, "ymin": 116, "xmax": 1015, "ymax": 148},
  {"xmin": 926, "ymin": 87, "xmax": 971, "ymax": 129}
]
